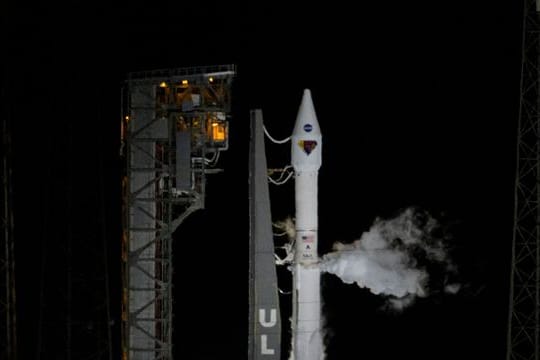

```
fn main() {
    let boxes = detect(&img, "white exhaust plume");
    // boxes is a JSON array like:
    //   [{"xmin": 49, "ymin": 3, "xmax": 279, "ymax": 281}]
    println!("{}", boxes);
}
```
[{"xmin": 320, "ymin": 207, "xmax": 460, "ymax": 310}]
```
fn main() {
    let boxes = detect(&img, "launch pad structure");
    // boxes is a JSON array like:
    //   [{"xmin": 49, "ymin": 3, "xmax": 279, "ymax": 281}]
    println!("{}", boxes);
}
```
[{"xmin": 121, "ymin": 64, "xmax": 235, "ymax": 359}]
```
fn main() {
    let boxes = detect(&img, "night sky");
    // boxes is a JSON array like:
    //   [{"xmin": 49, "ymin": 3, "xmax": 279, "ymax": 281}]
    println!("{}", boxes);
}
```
[{"xmin": 4, "ymin": 0, "xmax": 523, "ymax": 359}]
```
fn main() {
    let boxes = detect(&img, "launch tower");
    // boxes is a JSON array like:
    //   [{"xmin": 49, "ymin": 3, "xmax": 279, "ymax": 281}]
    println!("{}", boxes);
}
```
[
  {"xmin": 507, "ymin": 1, "xmax": 540, "ymax": 359},
  {"xmin": 121, "ymin": 64, "xmax": 235, "ymax": 359},
  {"xmin": 1, "ymin": 97, "xmax": 16, "ymax": 360}
]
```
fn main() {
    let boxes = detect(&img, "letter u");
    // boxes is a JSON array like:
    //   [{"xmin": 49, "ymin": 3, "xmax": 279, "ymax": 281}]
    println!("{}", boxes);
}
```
[{"xmin": 258, "ymin": 308, "xmax": 277, "ymax": 328}]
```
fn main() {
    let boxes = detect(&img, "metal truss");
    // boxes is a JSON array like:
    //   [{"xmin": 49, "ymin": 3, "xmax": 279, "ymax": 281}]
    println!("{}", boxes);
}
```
[
  {"xmin": 1, "ymin": 111, "xmax": 16, "ymax": 360},
  {"xmin": 507, "ymin": 2, "xmax": 540, "ymax": 360},
  {"xmin": 122, "ymin": 65, "xmax": 235, "ymax": 360}
]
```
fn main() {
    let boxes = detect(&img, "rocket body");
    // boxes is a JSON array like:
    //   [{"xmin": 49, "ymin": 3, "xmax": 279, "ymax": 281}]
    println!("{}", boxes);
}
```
[{"xmin": 291, "ymin": 89, "xmax": 323, "ymax": 360}]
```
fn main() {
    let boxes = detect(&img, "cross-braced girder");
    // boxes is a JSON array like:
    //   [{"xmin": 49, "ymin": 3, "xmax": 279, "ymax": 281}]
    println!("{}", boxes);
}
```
[
  {"xmin": 121, "ymin": 65, "xmax": 235, "ymax": 360},
  {"xmin": 507, "ymin": 2, "xmax": 540, "ymax": 360}
]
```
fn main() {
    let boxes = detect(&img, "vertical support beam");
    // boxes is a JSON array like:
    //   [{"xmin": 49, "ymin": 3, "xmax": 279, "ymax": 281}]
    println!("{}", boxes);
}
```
[
  {"xmin": 1, "ymin": 96, "xmax": 17, "ymax": 360},
  {"xmin": 248, "ymin": 110, "xmax": 282, "ymax": 360},
  {"xmin": 1, "ymin": 16, "xmax": 17, "ymax": 355}
]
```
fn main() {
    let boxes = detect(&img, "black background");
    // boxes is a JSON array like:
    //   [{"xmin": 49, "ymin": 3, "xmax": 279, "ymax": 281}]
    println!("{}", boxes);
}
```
[{"xmin": 4, "ymin": 0, "xmax": 522, "ymax": 359}]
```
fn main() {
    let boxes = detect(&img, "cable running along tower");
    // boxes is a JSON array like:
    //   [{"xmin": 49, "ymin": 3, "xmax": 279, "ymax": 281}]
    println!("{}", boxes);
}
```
[{"xmin": 507, "ymin": 1, "xmax": 540, "ymax": 359}]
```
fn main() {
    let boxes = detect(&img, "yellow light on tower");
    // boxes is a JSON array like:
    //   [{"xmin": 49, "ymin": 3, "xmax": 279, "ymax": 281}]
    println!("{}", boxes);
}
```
[
  {"xmin": 209, "ymin": 77, "xmax": 214, "ymax": 83},
  {"xmin": 211, "ymin": 121, "xmax": 226, "ymax": 142},
  {"xmin": 181, "ymin": 79, "xmax": 189, "ymax": 86},
  {"xmin": 159, "ymin": 81, "xmax": 167, "ymax": 88}
]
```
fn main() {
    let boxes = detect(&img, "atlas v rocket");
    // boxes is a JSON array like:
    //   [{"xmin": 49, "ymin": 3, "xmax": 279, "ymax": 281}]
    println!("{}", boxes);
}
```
[
  {"xmin": 291, "ymin": 89, "xmax": 323, "ymax": 360},
  {"xmin": 248, "ymin": 89, "xmax": 322, "ymax": 360}
]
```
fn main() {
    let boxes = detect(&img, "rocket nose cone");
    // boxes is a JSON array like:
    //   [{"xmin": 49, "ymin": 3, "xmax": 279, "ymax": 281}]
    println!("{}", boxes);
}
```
[
  {"xmin": 291, "ymin": 89, "xmax": 322, "ymax": 171},
  {"xmin": 293, "ymin": 89, "xmax": 320, "ymax": 136}
]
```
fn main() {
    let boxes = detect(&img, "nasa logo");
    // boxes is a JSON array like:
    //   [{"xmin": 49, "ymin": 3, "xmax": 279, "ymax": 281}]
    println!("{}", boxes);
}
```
[{"xmin": 304, "ymin": 124, "xmax": 313, "ymax": 132}]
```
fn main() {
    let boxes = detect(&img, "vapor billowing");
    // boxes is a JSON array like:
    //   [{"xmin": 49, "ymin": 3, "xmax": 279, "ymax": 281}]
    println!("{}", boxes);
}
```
[{"xmin": 320, "ymin": 207, "xmax": 460, "ymax": 310}]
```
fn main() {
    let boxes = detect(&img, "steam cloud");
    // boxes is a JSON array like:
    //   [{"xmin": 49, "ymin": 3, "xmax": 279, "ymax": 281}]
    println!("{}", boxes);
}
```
[{"xmin": 320, "ymin": 207, "xmax": 460, "ymax": 310}]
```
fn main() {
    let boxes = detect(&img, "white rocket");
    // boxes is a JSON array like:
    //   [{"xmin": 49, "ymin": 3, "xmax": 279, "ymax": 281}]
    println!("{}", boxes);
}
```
[{"xmin": 291, "ymin": 89, "xmax": 323, "ymax": 360}]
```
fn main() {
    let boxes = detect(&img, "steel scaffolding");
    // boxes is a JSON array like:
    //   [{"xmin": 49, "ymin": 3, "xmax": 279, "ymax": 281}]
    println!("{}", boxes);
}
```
[
  {"xmin": 0, "ymin": 0, "xmax": 15, "ymax": 356},
  {"xmin": 507, "ymin": 1, "xmax": 540, "ymax": 359},
  {"xmin": 121, "ymin": 64, "xmax": 235, "ymax": 359},
  {"xmin": 35, "ymin": 111, "xmax": 114, "ymax": 360},
  {"xmin": 1, "ymin": 101, "xmax": 17, "ymax": 360}
]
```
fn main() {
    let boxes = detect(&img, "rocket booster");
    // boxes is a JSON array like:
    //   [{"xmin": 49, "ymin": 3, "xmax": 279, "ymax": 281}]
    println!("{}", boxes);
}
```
[
  {"xmin": 291, "ymin": 89, "xmax": 323, "ymax": 360},
  {"xmin": 292, "ymin": 89, "xmax": 322, "ymax": 265}
]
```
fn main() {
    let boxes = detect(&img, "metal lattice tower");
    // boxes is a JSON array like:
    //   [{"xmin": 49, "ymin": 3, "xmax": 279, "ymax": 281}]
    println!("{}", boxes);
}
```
[
  {"xmin": 121, "ymin": 64, "xmax": 235, "ymax": 360},
  {"xmin": 35, "ymin": 108, "xmax": 114, "ymax": 360},
  {"xmin": 0, "ymin": 0, "xmax": 16, "ymax": 356},
  {"xmin": 1, "ymin": 96, "xmax": 17, "ymax": 360},
  {"xmin": 507, "ymin": 1, "xmax": 540, "ymax": 359}
]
